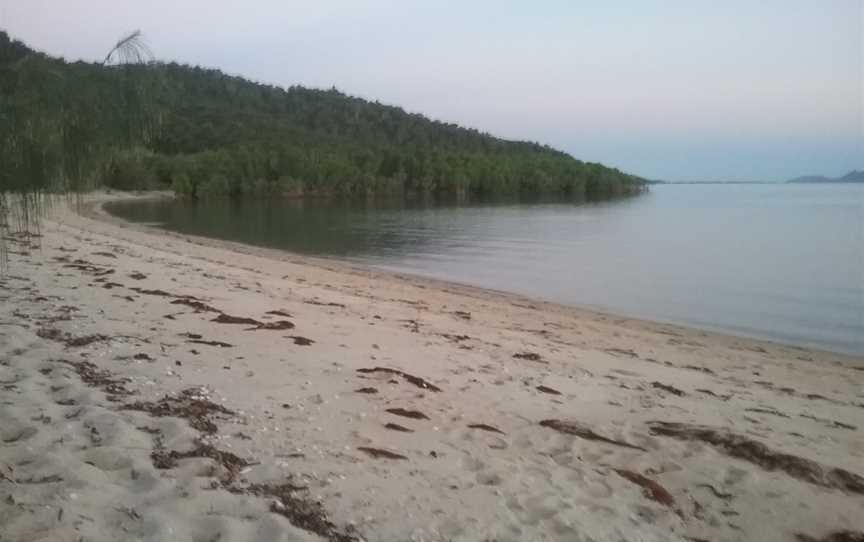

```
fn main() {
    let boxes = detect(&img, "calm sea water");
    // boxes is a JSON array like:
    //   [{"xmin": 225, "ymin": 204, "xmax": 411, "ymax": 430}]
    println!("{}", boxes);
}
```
[{"xmin": 106, "ymin": 184, "xmax": 864, "ymax": 355}]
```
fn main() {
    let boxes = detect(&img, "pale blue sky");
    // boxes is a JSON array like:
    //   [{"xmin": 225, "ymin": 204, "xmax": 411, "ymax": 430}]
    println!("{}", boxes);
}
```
[{"xmin": 2, "ymin": 0, "xmax": 861, "ymax": 181}]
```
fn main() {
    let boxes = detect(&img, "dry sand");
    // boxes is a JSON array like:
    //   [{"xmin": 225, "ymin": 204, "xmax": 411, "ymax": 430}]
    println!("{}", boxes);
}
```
[{"xmin": 1, "ymin": 192, "xmax": 862, "ymax": 542}]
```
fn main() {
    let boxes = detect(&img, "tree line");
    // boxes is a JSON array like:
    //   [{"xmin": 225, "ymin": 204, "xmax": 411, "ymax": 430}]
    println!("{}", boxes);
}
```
[{"xmin": 0, "ymin": 30, "xmax": 645, "ymax": 202}]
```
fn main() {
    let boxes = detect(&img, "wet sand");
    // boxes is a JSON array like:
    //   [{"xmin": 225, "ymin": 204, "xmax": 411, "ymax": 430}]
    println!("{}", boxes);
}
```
[{"xmin": 1, "ymin": 192, "xmax": 862, "ymax": 542}]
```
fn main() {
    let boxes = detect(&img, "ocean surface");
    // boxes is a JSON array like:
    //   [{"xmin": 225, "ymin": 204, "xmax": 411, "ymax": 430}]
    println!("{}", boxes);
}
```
[{"xmin": 105, "ymin": 184, "xmax": 864, "ymax": 355}]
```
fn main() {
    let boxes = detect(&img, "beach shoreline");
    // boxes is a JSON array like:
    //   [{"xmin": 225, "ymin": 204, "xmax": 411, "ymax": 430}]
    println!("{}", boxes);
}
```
[
  {"xmin": 1, "ymin": 191, "xmax": 862, "ymax": 542},
  {"xmin": 88, "ymin": 191, "xmax": 858, "ymax": 360}
]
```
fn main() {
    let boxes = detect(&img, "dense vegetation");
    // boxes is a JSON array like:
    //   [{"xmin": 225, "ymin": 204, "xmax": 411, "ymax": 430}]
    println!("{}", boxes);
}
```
[{"xmin": 0, "ymin": 30, "xmax": 644, "ymax": 203}]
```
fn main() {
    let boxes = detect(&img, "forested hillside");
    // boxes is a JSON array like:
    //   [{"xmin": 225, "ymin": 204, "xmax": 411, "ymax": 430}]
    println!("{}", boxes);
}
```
[{"xmin": 0, "ymin": 31, "xmax": 644, "ymax": 199}]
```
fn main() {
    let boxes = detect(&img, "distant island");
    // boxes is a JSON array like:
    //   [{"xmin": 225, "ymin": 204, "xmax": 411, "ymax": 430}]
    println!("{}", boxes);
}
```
[
  {"xmin": 648, "ymin": 180, "xmax": 772, "ymax": 185},
  {"xmin": 646, "ymin": 170, "xmax": 864, "ymax": 185},
  {"xmin": 786, "ymin": 170, "xmax": 864, "ymax": 184}
]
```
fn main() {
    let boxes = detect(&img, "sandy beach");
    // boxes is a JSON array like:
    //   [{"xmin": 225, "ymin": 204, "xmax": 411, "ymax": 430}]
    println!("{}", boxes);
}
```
[{"xmin": 1, "ymin": 192, "xmax": 862, "ymax": 542}]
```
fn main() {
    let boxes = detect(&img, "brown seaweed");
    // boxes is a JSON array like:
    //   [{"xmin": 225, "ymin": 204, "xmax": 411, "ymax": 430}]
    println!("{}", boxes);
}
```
[
  {"xmin": 513, "ymin": 352, "xmax": 544, "ymax": 362},
  {"xmin": 745, "ymin": 407, "xmax": 789, "ymax": 418},
  {"xmin": 652, "ymin": 382, "xmax": 686, "ymax": 396},
  {"xmin": 682, "ymin": 364, "xmax": 715, "ymax": 375},
  {"xmin": 152, "ymin": 441, "xmax": 248, "ymax": 482},
  {"xmin": 357, "ymin": 367, "xmax": 441, "ymax": 392},
  {"xmin": 171, "ymin": 298, "xmax": 221, "ymax": 312},
  {"xmin": 239, "ymin": 483, "xmax": 359, "ymax": 542},
  {"xmin": 187, "ymin": 339, "xmax": 233, "ymax": 348},
  {"xmin": 536, "ymin": 385, "xmax": 562, "ymax": 395},
  {"xmin": 384, "ymin": 423, "xmax": 413, "ymax": 433},
  {"xmin": 386, "ymin": 408, "xmax": 430, "ymax": 420},
  {"xmin": 130, "ymin": 287, "xmax": 174, "ymax": 297},
  {"xmin": 254, "ymin": 320, "xmax": 295, "ymax": 330},
  {"xmin": 101, "ymin": 282, "xmax": 124, "ymax": 290},
  {"xmin": 304, "ymin": 300, "xmax": 346, "ymax": 308},
  {"xmin": 124, "ymin": 388, "xmax": 235, "ymax": 434},
  {"xmin": 63, "ymin": 261, "xmax": 114, "ymax": 276},
  {"xmin": 614, "ymin": 468, "xmax": 676, "ymax": 508},
  {"xmin": 649, "ymin": 421, "xmax": 864, "ymax": 495},
  {"xmin": 357, "ymin": 446, "xmax": 408, "ymax": 460},
  {"xmin": 799, "ymin": 413, "xmax": 856, "ymax": 431},
  {"xmin": 540, "ymin": 419, "xmax": 647, "ymax": 451},
  {"xmin": 605, "ymin": 348, "xmax": 639, "ymax": 358},
  {"xmin": 467, "ymin": 423, "xmax": 505, "ymax": 435},
  {"xmin": 354, "ymin": 387, "xmax": 378, "ymax": 394},
  {"xmin": 695, "ymin": 388, "xmax": 732, "ymax": 400},
  {"xmin": 37, "ymin": 327, "xmax": 110, "ymax": 348},
  {"xmin": 212, "ymin": 313, "xmax": 261, "ymax": 326},
  {"xmin": 795, "ymin": 532, "xmax": 864, "ymax": 542},
  {"xmin": 55, "ymin": 359, "xmax": 132, "ymax": 399}
]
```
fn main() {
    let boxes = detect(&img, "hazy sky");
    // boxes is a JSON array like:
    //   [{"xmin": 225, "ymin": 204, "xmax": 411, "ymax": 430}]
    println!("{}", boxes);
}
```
[{"xmin": 2, "ymin": 0, "xmax": 861, "ymax": 181}]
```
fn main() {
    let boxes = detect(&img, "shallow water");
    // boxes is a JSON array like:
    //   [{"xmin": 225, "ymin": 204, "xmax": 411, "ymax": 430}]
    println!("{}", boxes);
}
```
[{"xmin": 106, "ymin": 184, "xmax": 864, "ymax": 355}]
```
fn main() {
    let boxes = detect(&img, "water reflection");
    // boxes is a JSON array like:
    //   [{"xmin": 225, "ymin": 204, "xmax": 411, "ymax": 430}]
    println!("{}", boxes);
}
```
[{"xmin": 105, "ymin": 185, "xmax": 864, "ymax": 356}]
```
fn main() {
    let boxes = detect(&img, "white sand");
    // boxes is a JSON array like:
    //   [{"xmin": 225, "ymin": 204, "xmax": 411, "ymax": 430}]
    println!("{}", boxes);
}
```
[{"xmin": 1, "ymin": 192, "xmax": 862, "ymax": 542}]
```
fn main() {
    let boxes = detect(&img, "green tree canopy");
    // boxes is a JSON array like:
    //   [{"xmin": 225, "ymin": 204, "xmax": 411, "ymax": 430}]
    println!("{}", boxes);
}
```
[{"xmin": 0, "ymin": 30, "xmax": 645, "ymax": 201}]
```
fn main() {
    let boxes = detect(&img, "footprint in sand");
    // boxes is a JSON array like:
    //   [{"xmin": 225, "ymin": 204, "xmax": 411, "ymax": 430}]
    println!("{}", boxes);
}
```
[{"xmin": 1, "ymin": 424, "xmax": 38, "ymax": 443}]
